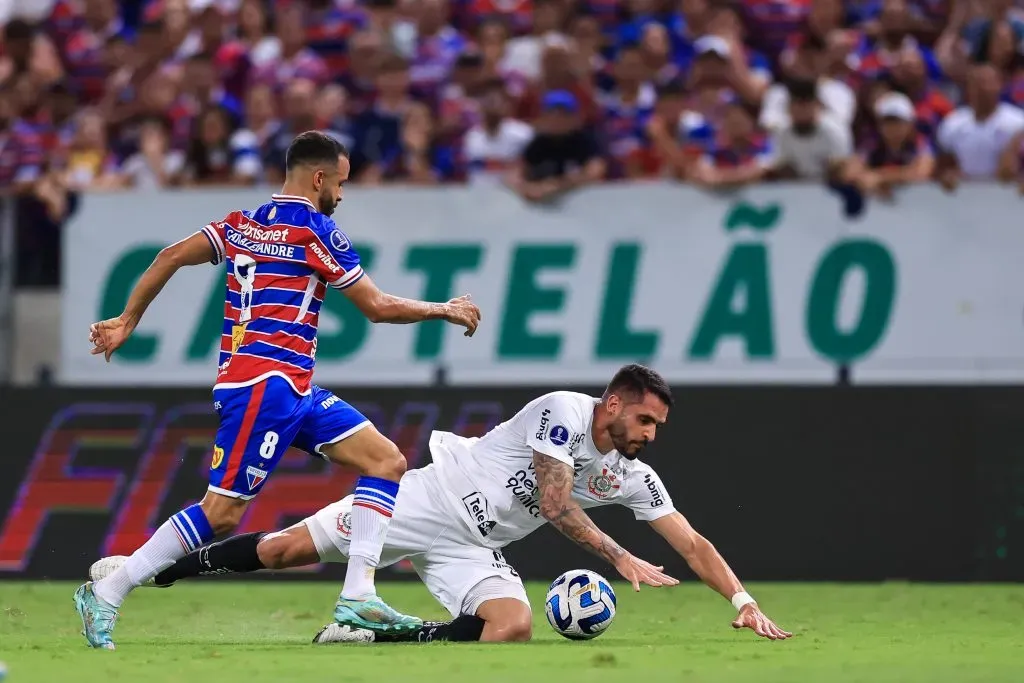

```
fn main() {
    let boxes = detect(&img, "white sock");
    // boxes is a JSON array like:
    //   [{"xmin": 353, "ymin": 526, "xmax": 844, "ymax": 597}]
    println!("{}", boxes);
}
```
[
  {"xmin": 93, "ymin": 505, "xmax": 212, "ymax": 607},
  {"xmin": 341, "ymin": 477, "xmax": 398, "ymax": 600}
]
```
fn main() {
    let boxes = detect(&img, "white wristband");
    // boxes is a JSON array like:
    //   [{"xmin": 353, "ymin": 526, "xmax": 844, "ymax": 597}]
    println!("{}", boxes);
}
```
[{"xmin": 731, "ymin": 591, "xmax": 756, "ymax": 612}]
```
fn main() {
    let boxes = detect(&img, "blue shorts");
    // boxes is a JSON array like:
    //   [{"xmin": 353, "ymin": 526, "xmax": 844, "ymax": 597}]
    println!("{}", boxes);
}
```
[{"xmin": 208, "ymin": 376, "xmax": 370, "ymax": 500}]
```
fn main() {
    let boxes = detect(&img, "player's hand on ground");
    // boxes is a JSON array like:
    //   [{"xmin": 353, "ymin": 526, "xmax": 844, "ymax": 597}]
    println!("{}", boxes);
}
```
[
  {"xmin": 444, "ymin": 294, "xmax": 481, "ymax": 337},
  {"xmin": 614, "ymin": 552, "xmax": 679, "ymax": 592},
  {"xmin": 89, "ymin": 316, "xmax": 133, "ymax": 362},
  {"xmin": 731, "ymin": 604, "xmax": 792, "ymax": 641}
]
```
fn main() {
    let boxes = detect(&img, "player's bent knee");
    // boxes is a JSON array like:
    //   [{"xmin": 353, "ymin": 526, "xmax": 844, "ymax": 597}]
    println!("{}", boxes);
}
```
[
  {"xmin": 199, "ymin": 492, "xmax": 248, "ymax": 535},
  {"xmin": 257, "ymin": 528, "xmax": 321, "ymax": 569},
  {"xmin": 488, "ymin": 615, "xmax": 533, "ymax": 642}
]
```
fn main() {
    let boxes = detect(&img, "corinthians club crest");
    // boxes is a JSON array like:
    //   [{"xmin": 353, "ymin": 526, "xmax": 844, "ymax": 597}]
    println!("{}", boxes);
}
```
[
  {"xmin": 587, "ymin": 467, "xmax": 621, "ymax": 498},
  {"xmin": 337, "ymin": 511, "xmax": 352, "ymax": 538}
]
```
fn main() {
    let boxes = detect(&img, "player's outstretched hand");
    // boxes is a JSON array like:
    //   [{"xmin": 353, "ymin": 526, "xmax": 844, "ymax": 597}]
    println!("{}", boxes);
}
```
[
  {"xmin": 731, "ymin": 604, "xmax": 793, "ymax": 641},
  {"xmin": 613, "ymin": 552, "xmax": 679, "ymax": 592},
  {"xmin": 89, "ymin": 316, "xmax": 133, "ymax": 362},
  {"xmin": 444, "ymin": 294, "xmax": 482, "ymax": 337}
]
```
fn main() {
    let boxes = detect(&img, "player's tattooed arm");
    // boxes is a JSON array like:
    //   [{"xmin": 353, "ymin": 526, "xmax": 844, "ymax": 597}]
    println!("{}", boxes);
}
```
[{"xmin": 532, "ymin": 452, "xmax": 626, "ymax": 565}]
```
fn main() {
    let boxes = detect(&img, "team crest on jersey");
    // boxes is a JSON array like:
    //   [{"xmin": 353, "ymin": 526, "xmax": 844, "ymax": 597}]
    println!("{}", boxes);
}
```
[
  {"xmin": 246, "ymin": 465, "xmax": 267, "ymax": 491},
  {"xmin": 268, "ymin": 206, "xmax": 277, "ymax": 220},
  {"xmin": 587, "ymin": 467, "xmax": 620, "ymax": 498},
  {"xmin": 337, "ymin": 511, "xmax": 352, "ymax": 538},
  {"xmin": 231, "ymin": 324, "xmax": 247, "ymax": 354},
  {"xmin": 211, "ymin": 446, "xmax": 224, "ymax": 469}
]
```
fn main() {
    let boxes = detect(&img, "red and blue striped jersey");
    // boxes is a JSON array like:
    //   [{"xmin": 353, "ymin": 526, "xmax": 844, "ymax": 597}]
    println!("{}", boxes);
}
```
[{"xmin": 198, "ymin": 194, "xmax": 363, "ymax": 396}]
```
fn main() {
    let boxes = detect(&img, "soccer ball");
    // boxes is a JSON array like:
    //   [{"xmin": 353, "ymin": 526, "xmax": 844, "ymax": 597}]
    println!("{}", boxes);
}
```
[{"xmin": 544, "ymin": 569, "xmax": 617, "ymax": 640}]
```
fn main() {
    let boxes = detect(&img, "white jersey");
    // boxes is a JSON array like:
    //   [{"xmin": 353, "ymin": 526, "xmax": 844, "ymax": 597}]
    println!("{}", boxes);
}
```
[{"xmin": 429, "ymin": 391, "xmax": 676, "ymax": 550}]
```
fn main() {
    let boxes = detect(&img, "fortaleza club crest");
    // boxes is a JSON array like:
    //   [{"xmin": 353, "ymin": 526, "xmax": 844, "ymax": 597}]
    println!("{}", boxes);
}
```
[{"xmin": 587, "ymin": 467, "xmax": 620, "ymax": 498}]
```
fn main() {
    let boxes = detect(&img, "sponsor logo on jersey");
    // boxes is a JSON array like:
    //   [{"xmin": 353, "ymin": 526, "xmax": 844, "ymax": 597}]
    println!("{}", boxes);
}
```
[
  {"xmin": 549, "ymin": 424, "xmax": 569, "ymax": 446},
  {"xmin": 505, "ymin": 465, "xmax": 540, "ymax": 517},
  {"xmin": 534, "ymin": 408, "xmax": 551, "ymax": 440},
  {"xmin": 643, "ymin": 473, "xmax": 665, "ymax": 507},
  {"xmin": 568, "ymin": 432, "xmax": 585, "ymax": 456},
  {"xmin": 213, "ymin": 401, "xmax": 223, "ymax": 412},
  {"xmin": 321, "ymin": 394, "xmax": 341, "ymax": 410},
  {"xmin": 330, "ymin": 229, "xmax": 350, "ymax": 252},
  {"xmin": 309, "ymin": 240, "xmax": 341, "ymax": 273},
  {"xmin": 211, "ymin": 445, "xmax": 224, "ymax": 469},
  {"xmin": 246, "ymin": 465, "xmax": 268, "ymax": 491},
  {"xmin": 241, "ymin": 223, "xmax": 290, "ymax": 242},
  {"xmin": 462, "ymin": 492, "xmax": 497, "ymax": 537},
  {"xmin": 587, "ymin": 467, "xmax": 621, "ymax": 498},
  {"xmin": 337, "ymin": 511, "xmax": 352, "ymax": 538}
]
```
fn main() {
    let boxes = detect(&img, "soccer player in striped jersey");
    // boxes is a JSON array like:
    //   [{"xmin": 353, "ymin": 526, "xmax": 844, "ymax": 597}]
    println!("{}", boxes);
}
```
[{"xmin": 74, "ymin": 131, "xmax": 481, "ymax": 650}]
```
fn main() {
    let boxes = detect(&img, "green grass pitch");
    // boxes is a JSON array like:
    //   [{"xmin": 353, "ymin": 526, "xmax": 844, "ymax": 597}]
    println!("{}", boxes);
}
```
[{"xmin": 1, "ymin": 581, "xmax": 1022, "ymax": 683}]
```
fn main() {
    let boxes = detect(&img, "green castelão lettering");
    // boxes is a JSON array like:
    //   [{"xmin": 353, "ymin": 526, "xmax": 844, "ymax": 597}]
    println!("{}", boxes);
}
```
[
  {"xmin": 595, "ymin": 243, "xmax": 658, "ymax": 359},
  {"xmin": 499, "ymin": 244, "xmax": 576, "ymax": 359},
  {"xmin": 723, "ymin": 201, "xmax": 782, "ymax": 233},
  {"xmin": 806, "ymin": 240, "xmax": 896, "ymax": 363},
  {"xmin": 405, "ymin": 245, "xmax": 483, "ymax": 360},
  {"xmin": 185, "ymin": 243, "xmax": 376, "ymax": 361},
  {"xmin": 100, "ymin": 246, "xmax": 162, "ymax": 361},
  {"xmin": 688, "ymin": 244, "xmax": 774, "ymax": 359}
]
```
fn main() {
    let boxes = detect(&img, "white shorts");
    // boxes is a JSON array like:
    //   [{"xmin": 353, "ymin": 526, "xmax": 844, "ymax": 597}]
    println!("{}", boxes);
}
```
[{"xmin": 303, "ymin": 465, "xmax": 530, "ymax": 619}]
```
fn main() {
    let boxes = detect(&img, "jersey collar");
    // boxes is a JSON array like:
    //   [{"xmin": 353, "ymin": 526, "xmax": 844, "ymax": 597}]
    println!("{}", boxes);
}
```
[{"xmin": 271, "ymin": 194, "xmax": 317, "ymax": 210}]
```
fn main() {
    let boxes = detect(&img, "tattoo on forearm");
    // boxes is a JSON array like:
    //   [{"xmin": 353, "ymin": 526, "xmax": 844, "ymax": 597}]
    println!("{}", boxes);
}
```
[{"xmin": 533, "ymin": 453, "xmax": 626, "ymax": 565}]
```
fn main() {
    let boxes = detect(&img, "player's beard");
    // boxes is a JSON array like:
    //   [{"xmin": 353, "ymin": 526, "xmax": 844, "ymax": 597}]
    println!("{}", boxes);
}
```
[
  {"xmin": 609, "ymin": 421, "xmax": 646, "ymax": 460},
  {"xmin": 318, "ymin": 193, "xmax": 337, "ymax": 216}
]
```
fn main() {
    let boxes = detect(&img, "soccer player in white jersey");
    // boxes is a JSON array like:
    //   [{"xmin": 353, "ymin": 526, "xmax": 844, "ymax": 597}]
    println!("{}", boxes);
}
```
[{"xmin": 90, "ymin": 364, "xmax": 791, "ymax": 643}]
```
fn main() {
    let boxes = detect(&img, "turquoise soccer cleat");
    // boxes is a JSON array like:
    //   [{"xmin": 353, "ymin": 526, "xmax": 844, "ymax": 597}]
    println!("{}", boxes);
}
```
[
  {"xmin": 73, "ymin": 582, "xmax": 119, "ymax": 650},
  {"xmin": 333, "ymin": 596, "xmax": 423, "ymax": 634}
]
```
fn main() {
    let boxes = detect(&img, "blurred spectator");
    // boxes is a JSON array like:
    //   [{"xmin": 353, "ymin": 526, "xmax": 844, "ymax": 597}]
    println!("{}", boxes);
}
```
[
  {"xmin": 263, "ymin": 76, "xmax": 342, "ymax": 182},
  {"xmin": 503, "ymin": 0, "xmax": 567, "ymax": 81},
  {"xmin": 600, "ymin": 42, "xmax": 657, "ymax": 178},
  {"xmin": 766, "ymin": 78, "xmax": 857, "ymax": 182},
  {"xmin": 252, "ymin": 3, "xmax": 328, "ymax": 89},
  {"xmin": 762, "ymin": 32, "xmax": 857, "ymax": 131},
  {"xmin": 888, "ymin": 46, "xmax": 954, "ymax": 141},
  {"xmin": 341, "ymin": 28, "xmax": 385, "ymax": 115},
  {"xmin": 937, "ymin": 62, "xmax": 1024, "ymax": 188},
  {"xmin": 739, "ymin": 0, "xmax": 812, "ymax": 62},
  {"xmin": 639, "ymin": 21, "xmax": 678, "ymax": 87},
  {"xmin": 409, "ymin": 0, "xmax": 467, "ymax": 104},
  {"xmin": 181, "ymin": 105, "xmax": 243, "ymax": 186},
  {"xmin": 644, "ymin": 78, "xmax": 692, "ymax": 178},
  {"xmin": 857, "ymin": 91, "xmax": 935, "ymax": 197},
  {"xmin": 304, "ymin": 0, "xmax": 369, "ymax": 74},
  {"xmin": 691, "ymin": 98, "xmax": 774, "ymax": 188},
  {"xmin": 65, "ymin": 107, "xmax": 121, "ymax": 190},
  {"xmin": 463, "ymin": 77, "xmax": 533, "ymax": 185},
  {"xmin": 517, "ymin": 39, "xmax": 600, "ymax": 124},
  {"xmin": 61, "ymin": 0, "xmax": 123, "ymax": 103},
  {"xmin": 120, "ymin": 116, "xmax": 184, "ymax": 189},
  {"xmin": 349, "ymin": 53, "xmax": 414, "ymax": 181},
  {"xmin": 511, "ymin": 90, "xmax": 606, "ymax": 203},
  {"xmin": 1, "ymin": 19, "xmax": 36, "ymax": 82}
]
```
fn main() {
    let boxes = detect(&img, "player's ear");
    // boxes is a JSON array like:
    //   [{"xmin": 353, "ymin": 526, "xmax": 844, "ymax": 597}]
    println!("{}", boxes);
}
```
[{"xmin": 312, "ymin": 169, "xmax": 323, "ymax": 192}]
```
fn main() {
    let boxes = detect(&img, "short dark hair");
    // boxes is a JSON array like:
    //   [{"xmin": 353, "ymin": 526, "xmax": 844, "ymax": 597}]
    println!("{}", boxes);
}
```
[
  {"xmin": 605, "ymin": 364, "xmax": 673, "ymax": 408},
  {"xmin": 655, "ymin": 78, "xmax": 686, "ymax": 99},
  {"xmin": 285, "ymin": 131, "xmax": 349, "ymax": 171},
  {"xmin": 3, "ymin": 19, "xmax": 36, "ymax": 43}
]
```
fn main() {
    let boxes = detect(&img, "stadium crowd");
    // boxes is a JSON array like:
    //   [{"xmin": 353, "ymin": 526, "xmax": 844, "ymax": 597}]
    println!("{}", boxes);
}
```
[{"xmin": 3, "ymin": 0, "xmax": 1024, "ymax": 283}]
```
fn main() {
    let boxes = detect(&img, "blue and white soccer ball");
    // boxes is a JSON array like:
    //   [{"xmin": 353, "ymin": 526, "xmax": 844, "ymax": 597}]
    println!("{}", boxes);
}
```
[{"xmin": 544, "ymin": 569, "xmax": 617, "ymax": 640}]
